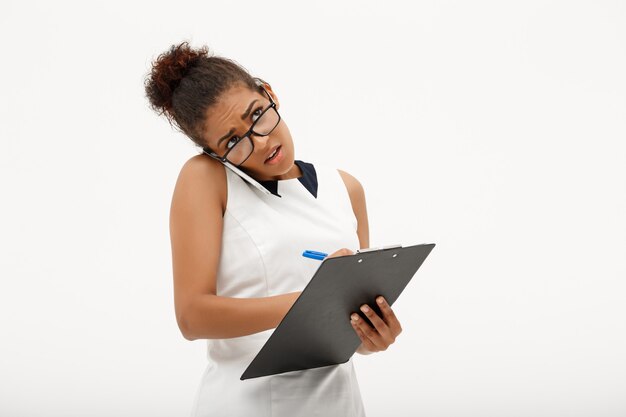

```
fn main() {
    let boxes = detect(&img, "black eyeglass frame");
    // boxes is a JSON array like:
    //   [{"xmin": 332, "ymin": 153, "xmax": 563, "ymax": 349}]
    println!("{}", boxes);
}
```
[{"xmin": 203, "ymin": 85, "xmax": 281, "ymax": 167}]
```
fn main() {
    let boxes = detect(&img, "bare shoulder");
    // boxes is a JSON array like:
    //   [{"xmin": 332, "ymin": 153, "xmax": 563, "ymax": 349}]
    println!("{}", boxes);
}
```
[
  {"xmin": 337, "ymin": 169, "xmax": 370, "ymax": 248},
  {"xmin": 179, "ymin": 153, "xmax": 226, "ymax": 184},
  {"xmin": 169, "ymin": 154, "xmax": 227, "ymax": 330},
  {"xmin": 172, "ymin": 154, "xmax": 227, "ymax": 214},
  {"xmin": 337, "ymin": 169, "xmax": 365, "ymax": 200}
]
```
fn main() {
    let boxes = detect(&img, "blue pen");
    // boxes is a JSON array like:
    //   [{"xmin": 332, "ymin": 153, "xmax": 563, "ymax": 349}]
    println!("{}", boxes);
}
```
[{"xmin": 302, "ymin": 250, "xmax": 328, "ymax": 261}]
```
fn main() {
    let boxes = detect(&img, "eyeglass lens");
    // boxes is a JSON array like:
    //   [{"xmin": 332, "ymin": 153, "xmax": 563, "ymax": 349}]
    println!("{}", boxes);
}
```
[
  {"xmin": 226, "ymin": 137, "xmax": 254, "ymax": 166},
  {"xmin": 226, "ymin": 107, "xmax": 280, "ymax": 166},
  {"xmin": 253, "ymin": 106, "xmax": 280, "ymax": 135}
]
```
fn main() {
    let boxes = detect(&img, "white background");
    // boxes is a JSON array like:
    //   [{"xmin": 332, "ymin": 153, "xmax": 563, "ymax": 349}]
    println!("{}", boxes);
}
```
[{"xmin": 1, "ymin": 1, "xmax": 625, "ymax": 416}]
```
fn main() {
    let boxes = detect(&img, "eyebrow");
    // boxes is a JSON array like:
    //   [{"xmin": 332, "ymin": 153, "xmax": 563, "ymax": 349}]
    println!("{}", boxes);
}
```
[{"xmin": 216, "ymin": 100, "xmax": 259, "ymax": 147}]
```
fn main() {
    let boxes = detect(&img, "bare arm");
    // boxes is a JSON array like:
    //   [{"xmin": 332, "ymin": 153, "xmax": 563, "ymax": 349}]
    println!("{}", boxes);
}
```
[
  {"xmin": 338, "ymin": 170, "xmax": 369, "ymax": 249},
  {"xmin": 338, "ymin": 170, "xmax": 373, "ymax": 354},
  {"xmin": 170, "ymin": 155, "xmax": 299, "ymax": 341},
  {"xmin": 339, "ymin": 170, "xmax": 403, "ymax": 355},
  {"xmin": 176, "ymin": 293, "xmax": 300, "ymax": 340}
]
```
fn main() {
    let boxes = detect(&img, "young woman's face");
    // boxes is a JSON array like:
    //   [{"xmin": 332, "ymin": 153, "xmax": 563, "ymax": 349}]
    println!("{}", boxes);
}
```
[{"xmin": 202, "ymin": 83, "xmax": 297, "ymax": 181}]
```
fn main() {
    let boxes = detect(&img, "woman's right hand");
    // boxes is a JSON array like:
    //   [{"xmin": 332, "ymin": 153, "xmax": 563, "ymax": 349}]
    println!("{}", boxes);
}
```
[{"xmin": 325, "ymin": 248, "xmax": 355, "ymax": 259}]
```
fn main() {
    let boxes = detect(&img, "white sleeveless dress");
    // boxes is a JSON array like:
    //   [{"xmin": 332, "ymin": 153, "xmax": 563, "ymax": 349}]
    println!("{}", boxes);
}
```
[{"xmin": 189, "ymin": 160, "xmax": 367, "ymax": 417}]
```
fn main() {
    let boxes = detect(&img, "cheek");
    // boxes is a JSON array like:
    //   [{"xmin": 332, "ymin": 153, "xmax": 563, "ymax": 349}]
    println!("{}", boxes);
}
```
[{"xmin": 276, "ymin": 123, "xmax": 292, "ymax": 145}]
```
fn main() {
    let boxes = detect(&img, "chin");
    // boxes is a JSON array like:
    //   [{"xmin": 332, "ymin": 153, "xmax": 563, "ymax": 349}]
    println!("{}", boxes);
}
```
[{"xmin": 278, "ymin": 150, "xmax": 296, "ymax": 174}]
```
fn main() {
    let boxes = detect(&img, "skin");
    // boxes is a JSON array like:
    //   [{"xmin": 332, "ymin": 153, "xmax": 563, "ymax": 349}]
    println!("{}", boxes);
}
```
[
  {"xmin": 202, "ymin": 83, "xmax": 301, "ymax": 181},
  {"xmin": 169, "ymin": 82, "xmax": 402, "ymax": 354}
]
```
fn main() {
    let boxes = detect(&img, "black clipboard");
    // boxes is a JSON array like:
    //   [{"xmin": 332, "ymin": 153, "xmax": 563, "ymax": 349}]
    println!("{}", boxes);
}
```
[{"xmin": 240, "ymin": 243, "xmax": 436, "ymax": 380}]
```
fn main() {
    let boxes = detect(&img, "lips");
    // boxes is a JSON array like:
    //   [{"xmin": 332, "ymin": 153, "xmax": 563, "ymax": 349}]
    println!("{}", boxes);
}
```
[{"xmin": 265, "ymin": 145, "xmax": 281, "ymax": 162}]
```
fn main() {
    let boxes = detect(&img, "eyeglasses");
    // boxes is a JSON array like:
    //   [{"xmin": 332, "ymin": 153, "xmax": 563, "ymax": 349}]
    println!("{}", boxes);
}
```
[{"xmin": 204, "ymin": 87, "xmax": 281, "ymax": 167}]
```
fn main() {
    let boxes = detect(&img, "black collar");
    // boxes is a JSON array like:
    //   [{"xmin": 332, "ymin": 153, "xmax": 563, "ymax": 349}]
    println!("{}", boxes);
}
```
[{"xmin": 258, "ymin": 160, "xmax": 318, "ymax": 198}]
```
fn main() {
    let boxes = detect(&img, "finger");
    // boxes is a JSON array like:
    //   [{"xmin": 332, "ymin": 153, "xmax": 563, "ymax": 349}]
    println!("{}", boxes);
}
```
[
  {"xmin": 350, "ymin": 318, "xmax": 377, "ymax": 352},
  {"xmin": 327, "ymin": 248, "xmax": 355, "ymax": 259},
  {"xmin": 359, "ymin": 304, "xmax": 393, "ymax": 341},
  {"xmin": 351, "ymin": 313, "xmax": 387, "ymax": 351},
  {"xmin": 351, "ymin": 314, "xmax": 379, "ymax": 352},
  {"xmin": 375, "ymin": 296, "xmax": 402, "ymax": 335}
]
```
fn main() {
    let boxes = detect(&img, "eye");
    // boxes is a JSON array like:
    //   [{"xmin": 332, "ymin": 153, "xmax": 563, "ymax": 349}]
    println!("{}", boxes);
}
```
[
  {"xmin": 226, "ymin": 136, "xmax": 239, "ymax": 150},
  {"xmin": 251, "ymin": 106, "xmax": 264, "ymax": 123}
]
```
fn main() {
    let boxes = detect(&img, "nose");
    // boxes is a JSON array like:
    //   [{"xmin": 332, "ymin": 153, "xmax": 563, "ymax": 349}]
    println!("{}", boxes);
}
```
[{"xmin": 250, "ymin": 132, "xmax": 271, "ymax": 150}]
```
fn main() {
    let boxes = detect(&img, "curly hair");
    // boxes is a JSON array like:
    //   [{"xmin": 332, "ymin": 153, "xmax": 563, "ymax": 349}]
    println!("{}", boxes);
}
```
[{"xmin": 144, "ymin": 42, "xmax": 259, "ymax": 148}]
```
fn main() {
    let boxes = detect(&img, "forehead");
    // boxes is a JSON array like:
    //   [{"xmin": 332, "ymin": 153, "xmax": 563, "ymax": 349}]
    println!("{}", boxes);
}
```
[{"xmin": 203, "ymin": 84, "xmax": 260, "ymax": 144}]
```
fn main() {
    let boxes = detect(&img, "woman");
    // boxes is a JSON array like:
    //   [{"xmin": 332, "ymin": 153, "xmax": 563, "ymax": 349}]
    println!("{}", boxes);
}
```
[{"xmin": 144, "ymin": 42, "xmax": 403, "ymax": 416}]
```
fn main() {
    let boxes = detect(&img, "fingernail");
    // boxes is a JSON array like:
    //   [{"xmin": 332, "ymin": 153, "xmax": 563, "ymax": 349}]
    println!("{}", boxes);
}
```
[
  {"xmin": 360, "ymin": 305, "xmax": 370, "ymax": 313},
  {"xmin": 377, "ymin": 297, "xmax": 384, "ymax": 304},
  {"xmin": 351, "ymin": 314, "xmax": 359, "ymax": 321}
]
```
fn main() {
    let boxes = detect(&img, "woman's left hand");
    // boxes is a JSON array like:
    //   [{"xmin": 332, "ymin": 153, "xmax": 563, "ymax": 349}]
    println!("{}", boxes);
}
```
[{"xmin": 351, "ymin": 296, "xmax": 402, "ymax": 354}]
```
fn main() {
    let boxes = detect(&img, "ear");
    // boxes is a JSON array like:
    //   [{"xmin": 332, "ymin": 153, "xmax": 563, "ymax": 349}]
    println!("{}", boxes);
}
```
[{"xmin": 257, "ymin": 80, "xmax": 280, "ymax": 110}]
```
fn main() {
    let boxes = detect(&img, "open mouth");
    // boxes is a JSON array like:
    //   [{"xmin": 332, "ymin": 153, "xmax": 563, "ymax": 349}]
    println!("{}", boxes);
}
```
[{"xmin": 265, "ymin": 145, "xmax": 282, "ymax": 162}]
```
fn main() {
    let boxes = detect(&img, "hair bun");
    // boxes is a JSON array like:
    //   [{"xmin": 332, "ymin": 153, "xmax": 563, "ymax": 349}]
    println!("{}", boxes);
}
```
[{"xmin": 145, "ymin": 41, "xmax": 208, "ymax": 115}]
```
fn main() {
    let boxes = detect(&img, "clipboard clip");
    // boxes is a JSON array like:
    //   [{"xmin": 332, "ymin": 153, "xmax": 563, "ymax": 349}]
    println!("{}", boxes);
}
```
[{"xmin": 356, "ymin": 244, "xmax": 402, "ymax": 254}]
